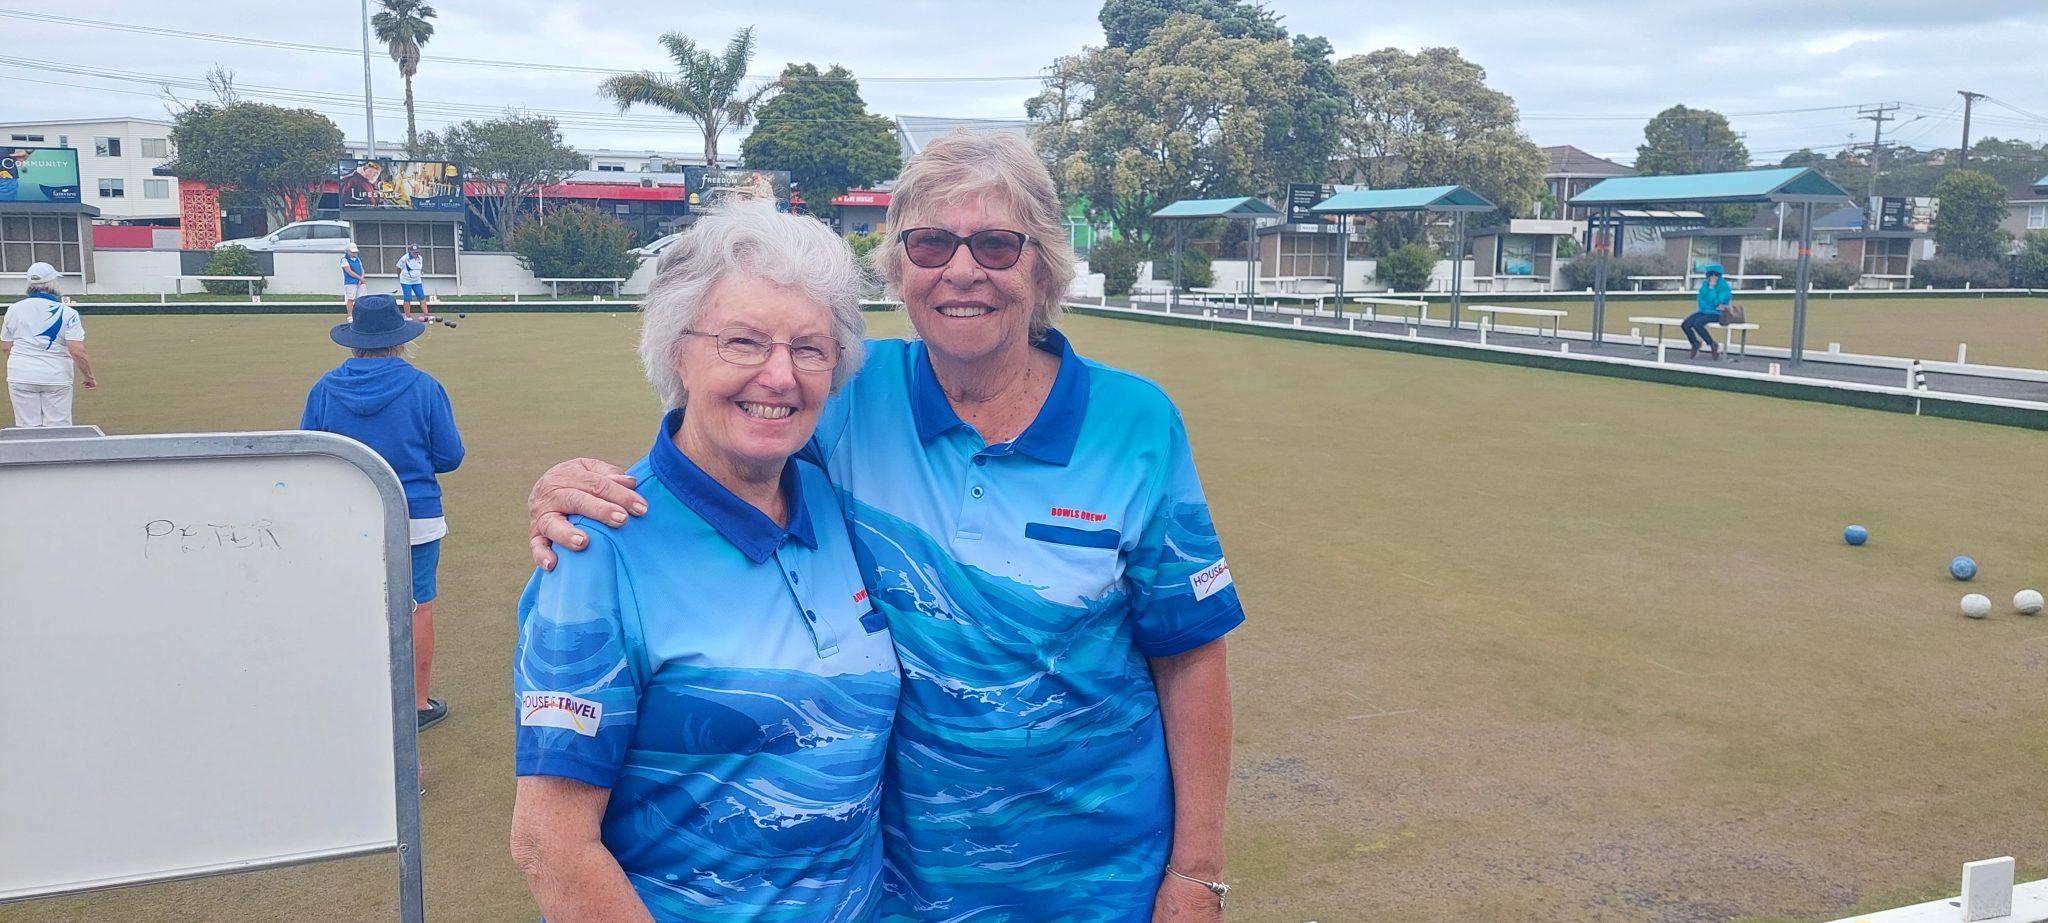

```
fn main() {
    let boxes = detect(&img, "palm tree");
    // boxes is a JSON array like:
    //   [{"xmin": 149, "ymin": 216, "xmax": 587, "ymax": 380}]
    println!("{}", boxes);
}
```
[
  {"xmin": 598, "ymin": 27, "xmax": 776, "ymax": 166},
  {"xmin": 372, "ymin": 0, "xmax": 437, "ymax": 154}
]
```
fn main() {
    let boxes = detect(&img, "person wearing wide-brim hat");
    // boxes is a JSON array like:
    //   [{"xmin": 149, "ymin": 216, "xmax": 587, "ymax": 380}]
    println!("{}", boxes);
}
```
[{"xmin": 301, "ymin": 293, "xmax": 464, "ymax": 733}]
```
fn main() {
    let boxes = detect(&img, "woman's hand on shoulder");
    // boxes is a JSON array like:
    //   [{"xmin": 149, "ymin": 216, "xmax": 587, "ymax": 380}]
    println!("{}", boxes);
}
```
[{"xmin": 528, "ymin": 458, "xmax": 645, "ymax": 571}]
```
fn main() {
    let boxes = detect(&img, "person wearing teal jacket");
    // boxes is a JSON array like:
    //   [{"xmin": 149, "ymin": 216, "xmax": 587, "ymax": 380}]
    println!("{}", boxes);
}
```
[{"xmin": 1682, "ymin": 265, "xmax": 1732, "ymax": 359}]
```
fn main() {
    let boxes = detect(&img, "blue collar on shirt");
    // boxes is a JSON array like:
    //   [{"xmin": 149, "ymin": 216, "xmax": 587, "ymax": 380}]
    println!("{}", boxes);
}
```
[
  {"xmin": 910, "ymin": 327, "xmax": 1090, "ymax": 467},
  {"xmin": 646, "ymin": 408, "xmax": 818, "ymax": 563},
  {"xmin": 26, "ymin": 292, "xmax": 59, "ymax": 304}
]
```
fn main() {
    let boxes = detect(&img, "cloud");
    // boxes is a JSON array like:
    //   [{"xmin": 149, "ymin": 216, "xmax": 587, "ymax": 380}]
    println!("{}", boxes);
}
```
[{"xmin": 0, "ymin": 0, "xmax": 2043, "ymax": 165}]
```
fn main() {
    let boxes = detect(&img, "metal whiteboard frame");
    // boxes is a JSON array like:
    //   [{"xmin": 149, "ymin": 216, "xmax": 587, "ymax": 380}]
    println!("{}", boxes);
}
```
[{"xmin": 0, "ymin": 427, "xmax": 425, "ymax": 923}]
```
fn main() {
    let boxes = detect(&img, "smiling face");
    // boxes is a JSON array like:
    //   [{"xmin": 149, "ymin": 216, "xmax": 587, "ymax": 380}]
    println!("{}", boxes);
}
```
[
  {"xmin": 672, "ymin": 274, "xmax": 835, "ymax": 481},
  {"xmin": 897, "ymin": 195, "xmax": 1040, "ymax": 368}
]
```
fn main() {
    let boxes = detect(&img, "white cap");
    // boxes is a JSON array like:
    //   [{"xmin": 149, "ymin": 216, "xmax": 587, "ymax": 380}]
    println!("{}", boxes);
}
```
[
  {"xmin": 345, "ymin": 242, "xmax": 359, "ymax": 251},
  {"xmin": 25, "ymin": 262, "xmax": 60, "ymax": 284}
]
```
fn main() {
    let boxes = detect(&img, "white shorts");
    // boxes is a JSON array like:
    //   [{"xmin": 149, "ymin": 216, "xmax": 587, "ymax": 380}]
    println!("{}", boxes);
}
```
[
  {"xmin": 8, "ymin": 381, "xmax": 74, "ymax": 427},
  {"xmin": 343, "ymin": 283, "xmax": 363, "ymax": 300}
]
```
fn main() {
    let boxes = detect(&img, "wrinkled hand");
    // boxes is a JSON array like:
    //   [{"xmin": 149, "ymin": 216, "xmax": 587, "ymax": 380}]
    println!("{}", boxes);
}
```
[
  {"xmin": 1151, "ymin": 873, "xmax": 1224, "ymax": 923},
  {"xmin": 82, "ymin": 376, "xmax": 97, "ymax": 390},
  {"xmin": 527, "ymin": 458, "xmax": 645, "ymax": 570}
]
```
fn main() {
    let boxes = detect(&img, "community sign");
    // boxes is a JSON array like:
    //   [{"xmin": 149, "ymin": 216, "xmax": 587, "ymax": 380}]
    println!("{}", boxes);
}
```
[
  {"xmin": 336, "ymin": 159, "xmax": 465, "ymax": 212},
  {"xmin": 0, "ymin": 147, "xmax": 81, "ymax": 204},
  {"xmin": 684, "ymin": 167, "xmax": 791, "ymax": 213}
]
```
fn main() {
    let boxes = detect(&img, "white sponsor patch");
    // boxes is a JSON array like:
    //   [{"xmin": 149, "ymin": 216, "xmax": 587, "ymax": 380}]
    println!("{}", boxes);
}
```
[
  {"xmin": 1190, "ymin": 558, "xmax": 1233, "ymax": 601},
  {"xmin": 520, "ymin": 692, "xmax": 603, "ymax": 737}
]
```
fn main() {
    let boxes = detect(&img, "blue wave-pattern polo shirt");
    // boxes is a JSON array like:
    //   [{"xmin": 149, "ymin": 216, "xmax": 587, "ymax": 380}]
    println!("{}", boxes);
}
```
[
  {"xmin": 515, "ymin": 410, "xmax": 900, "ymax": 922},
  {"xmin": 811, "ymin": 331, "xmax": 1247, "ymax": 921}
]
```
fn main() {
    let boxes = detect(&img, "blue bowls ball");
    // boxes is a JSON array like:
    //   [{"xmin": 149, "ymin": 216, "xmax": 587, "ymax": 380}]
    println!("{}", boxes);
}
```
[
  {"xmin": 1843, "ymin": 525, "xmax": 1868, "ymax": 546},
  {"xmin": 1950, "ymin": 556, "xmax": 1978, "ymax": 581}
]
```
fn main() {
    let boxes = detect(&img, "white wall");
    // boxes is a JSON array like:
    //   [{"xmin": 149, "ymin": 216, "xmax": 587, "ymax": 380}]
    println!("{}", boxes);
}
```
[
  {"xmin": 89, "ymin": 250, "xmax": 181, "ymax": 294},
  {"xmin": 456, "ymin": 253, "xmax": 548, "ymax": 296},
  {"xmin": 271, "ymin": 252, "xmax": 344, "ymax": 295}
]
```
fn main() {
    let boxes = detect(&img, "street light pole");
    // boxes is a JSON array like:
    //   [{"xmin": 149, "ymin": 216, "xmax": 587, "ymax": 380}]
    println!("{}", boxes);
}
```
[{"xmin": 361, "ymin": 0, "xmax": 378, "ymax": 159}]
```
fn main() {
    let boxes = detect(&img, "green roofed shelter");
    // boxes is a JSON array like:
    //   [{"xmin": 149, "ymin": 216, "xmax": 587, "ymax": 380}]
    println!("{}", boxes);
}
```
[
  {"xmin": 1309, "ymin": 185, "xmax": 1498, "ymax": 329},
  {"xmin": 1568, "ymin": 167, "xmax": 1853, "ymax": 364},
  {"xmin": 1150, "ymin": 196, "xmax": 1282, "ymax": 313}
]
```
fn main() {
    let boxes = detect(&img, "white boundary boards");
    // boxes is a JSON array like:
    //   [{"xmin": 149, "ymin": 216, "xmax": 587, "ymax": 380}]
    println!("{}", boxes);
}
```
[{"xmin": 0, "ymin": 427, "xmax": 425, "ymax": 922}]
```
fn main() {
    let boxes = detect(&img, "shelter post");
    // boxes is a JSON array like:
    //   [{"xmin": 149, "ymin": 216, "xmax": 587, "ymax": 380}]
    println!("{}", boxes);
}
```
[
  {"xmin": 1591, "ymin": 207, "xmax": 1611, "ymax": 346},
  {"xmin": 1450, "ymin": 211, "xmax": 1466, "ymax": 330},
  {"xmin": 1171, "ymin": 223, "xmax": 1183, "ymax": 313},
  {"xmin": 1792, "ymin": 201, "xmax": 1814, "ymax": 366},
  {"xmin": 1243, "ymin": 218, "xmax": 1255, "ymax": 316}
]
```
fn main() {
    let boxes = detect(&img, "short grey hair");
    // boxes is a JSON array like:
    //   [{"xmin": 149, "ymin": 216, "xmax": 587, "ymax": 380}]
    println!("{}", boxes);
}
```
[
  {"xmin": 353, "ymin": 344, "xmax": 414, "ymax": 360},
  {"xmin": 638, "ymin": 203, "xmax": 869, "ymax": 410},
  {"xmin": 876, "ymin": 130, "xmax": 1076, "ymax": 340},
  {"xmin": 26, "ymin": 282, "xmax": 60, "ymax": 298}
]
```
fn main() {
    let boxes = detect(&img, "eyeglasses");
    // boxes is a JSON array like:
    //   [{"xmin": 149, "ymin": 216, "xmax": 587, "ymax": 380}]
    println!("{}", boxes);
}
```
[
  {"xmin": 684, "ymin": 327, "xmax": 842, "ymax": 372},
  {"xmin": 899, "ymin": 227, "xmax": 1034, "ymax": 271}
]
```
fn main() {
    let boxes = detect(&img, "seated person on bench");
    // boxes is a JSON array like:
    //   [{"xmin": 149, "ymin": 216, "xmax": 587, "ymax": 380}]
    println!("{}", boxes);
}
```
[{"xmin": 1682, "ymin": 265, "xmax": 1731, "ymax": 359}]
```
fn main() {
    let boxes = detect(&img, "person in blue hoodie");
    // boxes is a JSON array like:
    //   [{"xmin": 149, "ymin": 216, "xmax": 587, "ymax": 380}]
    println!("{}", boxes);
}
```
[
  {"xmin": 302, "ymin": 293, "xmax": 464, "ymax": 731},
  {"xmin": 1682, "ymin": 264, "xmax": 1732, "ymax": 359}
]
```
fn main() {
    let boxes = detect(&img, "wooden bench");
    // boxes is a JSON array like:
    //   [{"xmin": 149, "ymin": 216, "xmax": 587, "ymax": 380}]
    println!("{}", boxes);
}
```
[
  {"xmin": 1469, "ymin": 305, "xmax": 1568, "ymax": 340},
  {"xmin": 1630, "ymin": 315, "xmax": 1762, "ymax": 360},
  {"xmin": 1342, "ymin": 296, "xmax": 1431, "ymax": 327},
  {"xmin": 166, "ymin": 275, "xmax": 264, "ymax": 301}
]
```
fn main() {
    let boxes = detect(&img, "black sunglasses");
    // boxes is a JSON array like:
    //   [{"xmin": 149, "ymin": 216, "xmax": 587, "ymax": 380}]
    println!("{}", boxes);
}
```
[{"xmin": 899, "ymin": 227, "xmax": 1034, "ymax": 271}]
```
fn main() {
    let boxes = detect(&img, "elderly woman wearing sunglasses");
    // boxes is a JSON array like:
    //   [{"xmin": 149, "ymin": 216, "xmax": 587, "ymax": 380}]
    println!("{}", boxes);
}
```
[
  {"xmin": 529, "ymin": 131, "xmax": 1244, "ymax": 922},
  {"xmin": 510, "ymin": 203, "xmax": 898, "ymax": 921}
]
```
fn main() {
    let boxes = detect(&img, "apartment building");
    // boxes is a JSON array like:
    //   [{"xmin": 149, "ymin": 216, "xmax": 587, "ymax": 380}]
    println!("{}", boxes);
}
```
[{"xmin": 1, "ymin": 117, "xmax": 179, "ymax": 221}]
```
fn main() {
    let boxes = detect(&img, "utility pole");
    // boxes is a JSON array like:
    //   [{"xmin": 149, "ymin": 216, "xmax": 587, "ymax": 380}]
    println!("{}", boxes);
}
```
[
  {"xmin": 1858, "ymin": 102, "xmax": 1899, "ymax": 206},
  {"xmin": 1958, "ymin": 91, "xmax": 1986, "ymax": 166},
  {"xmin": 360, "ymin": 0, "xmax": 378, "ymax": 160}
]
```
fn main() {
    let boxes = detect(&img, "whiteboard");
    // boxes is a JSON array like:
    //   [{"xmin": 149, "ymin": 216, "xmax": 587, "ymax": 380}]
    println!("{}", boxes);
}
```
[{"xmin": 0, "ymin": 430, "xmax": 422, "ymax": 919}]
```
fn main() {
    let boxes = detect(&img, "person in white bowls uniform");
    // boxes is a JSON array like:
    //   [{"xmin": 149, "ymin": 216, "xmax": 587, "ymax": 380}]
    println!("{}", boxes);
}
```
[
  {"xmin": 396, "ymin": 243, "xmax": 427, "ymax": 320},
  {"xmin": 1, "ymin": 262, "xmax": 95, "ymax": 427}
]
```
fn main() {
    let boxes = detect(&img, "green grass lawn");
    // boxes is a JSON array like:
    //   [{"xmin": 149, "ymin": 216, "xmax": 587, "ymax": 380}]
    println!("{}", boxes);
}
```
[
  {"xmin": 1461, "ymin": 295, "xmax": 2048, "ymax": 369},
  {"xmin": 8, "ymin": 311, "xmax": 2046, "ymax": 923}
]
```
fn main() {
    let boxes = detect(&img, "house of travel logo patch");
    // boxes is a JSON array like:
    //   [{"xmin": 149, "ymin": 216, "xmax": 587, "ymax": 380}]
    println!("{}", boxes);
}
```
[
  {"xmin": 520, "ymin": 692, "xmax": 602, "ymax": 736},
  {"xmin": 1191, "ymin": 559, "xmax": 1233, "ymax": 601}
]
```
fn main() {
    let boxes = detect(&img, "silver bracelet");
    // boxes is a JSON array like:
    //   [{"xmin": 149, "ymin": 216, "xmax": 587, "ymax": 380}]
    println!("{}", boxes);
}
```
[{"xmin": 1165, "ymin": 864, "xmax": 1230, "ymax": 907}]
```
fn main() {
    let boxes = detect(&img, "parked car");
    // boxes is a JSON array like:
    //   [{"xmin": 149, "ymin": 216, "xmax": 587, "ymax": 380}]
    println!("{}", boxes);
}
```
[
  {"xmin": 215, "ymin": 220, "xmax": 355, "ymax": 252},
  {"xmin": 630, "ymin": 232, "xmax": 684, "ymax": 258}
]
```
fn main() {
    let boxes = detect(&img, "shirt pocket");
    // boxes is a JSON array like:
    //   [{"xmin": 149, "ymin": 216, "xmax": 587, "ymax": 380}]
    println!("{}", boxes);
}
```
[{"xmin": 1020, "ymin": 523, "xmax": 1124, "ymax": 603}]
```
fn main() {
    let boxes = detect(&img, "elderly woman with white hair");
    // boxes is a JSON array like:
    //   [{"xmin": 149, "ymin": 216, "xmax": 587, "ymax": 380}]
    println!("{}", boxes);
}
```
[
  {"xmin": 509, "ymin": 203, "xmax": 898, "ymax": 922},
  {"xmin": 530, "ymin": 131, "xmax": 1245, "ymax": 922}
]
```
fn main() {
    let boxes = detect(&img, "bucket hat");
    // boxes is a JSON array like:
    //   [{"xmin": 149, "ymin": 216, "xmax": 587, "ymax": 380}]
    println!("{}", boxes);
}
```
[{"xmin": 331, "ymin": 294, "xmax": 425, "ymax": 349}]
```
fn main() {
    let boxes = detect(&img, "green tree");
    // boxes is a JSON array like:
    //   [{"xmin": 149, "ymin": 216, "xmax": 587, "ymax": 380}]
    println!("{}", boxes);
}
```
[
  {"xmin": 508, "ymin": 205, "xmax": 641, "ymax": 294},
  {"xmin": 372, "ymin": 0, "xmax": 437, "ymax": 154},
  {"xmin": 199, "ymin": 245, "xmax": 267, "ymax": 296},
  {"xmin": 1264, "ymin": 34, "xmax": 1343, "ymax": 187},
  {"xmin": 2010, "ymin": 231, "xmax": 2048, "ymax": 289},
  {"xmin": 739, "ymin": 64, "xmax": 900, "ymax": 222},
  {"xmin": 598, "ymin": 27, "xmax": 775, "ymax": 166},
  {"xmin": 1637, "ymin": 105, "xmax": 1753, "ymax": 226},
  {"xmin": 1029, "ymin": 14, "xmax": 1308, "ymax": 244},
  {"xmin": 166, "ymin": 101, "xmax": 345, "ymax": 226},
  {"xmin": 1932, "ymin": 168, "xmax": 2010, "ymax": 261},
  {"xmin": 414, "ymin": 114, "xmax": 586, "ymax": 239},
  {"xmin": 1332, "ymin": 47, "xmax": 1546, "ymax": 250},
  {"xmin": 1098, "ymin": 0, "xmax": 1283, "ymax": 48}
]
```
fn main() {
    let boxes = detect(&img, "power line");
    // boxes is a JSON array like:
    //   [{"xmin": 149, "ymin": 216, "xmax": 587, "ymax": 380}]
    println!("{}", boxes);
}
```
[{"xmin": 0, "ymin": 8, "xmax": 1041, "ymax": 83}]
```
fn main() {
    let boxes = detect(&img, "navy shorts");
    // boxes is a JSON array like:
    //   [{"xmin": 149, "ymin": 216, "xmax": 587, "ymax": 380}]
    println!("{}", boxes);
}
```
[
  {"xmin": 411, "ymin": 539, "xmax": 440, "ymax": 604},
  {"xmin": 400, "ymin": 282, "xmax": 426, "ymax": 303}
]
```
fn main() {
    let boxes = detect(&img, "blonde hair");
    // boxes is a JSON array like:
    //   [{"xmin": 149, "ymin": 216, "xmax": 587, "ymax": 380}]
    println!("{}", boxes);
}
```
[
  {"xmin": 638, "ymin": 202, "xmax": 869, "ymax": 410},
  {"xmin": 877, "ymin": 130, "xmax": 1075, "ymax": 339}
]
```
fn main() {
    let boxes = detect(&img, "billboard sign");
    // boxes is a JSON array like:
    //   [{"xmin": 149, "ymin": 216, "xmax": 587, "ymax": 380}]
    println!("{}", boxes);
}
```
[
  {"xmin": 0, "ymin": 147, "xmax": 82, "ymax": 204},
  {"xmin": 1286, "ymin": 183, "xmax": 1334, "ymax": 225},
  {"xmin": 684, "ymin": 167, "xmax": 791, "ymax": 213},
  {"xmin": 1869, "ymin": 196, "xmax": 1936, "ymax": 233},
  {"xmin": 336, "ymin": 159, "xmax": 465, "ymax": 212}
]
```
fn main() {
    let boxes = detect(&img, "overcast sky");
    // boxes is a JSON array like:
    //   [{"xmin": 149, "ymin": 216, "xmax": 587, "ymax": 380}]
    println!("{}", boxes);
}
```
[{"xmin": 4, "ymin": 1, "xmax": 2046, "ymax": 165}]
